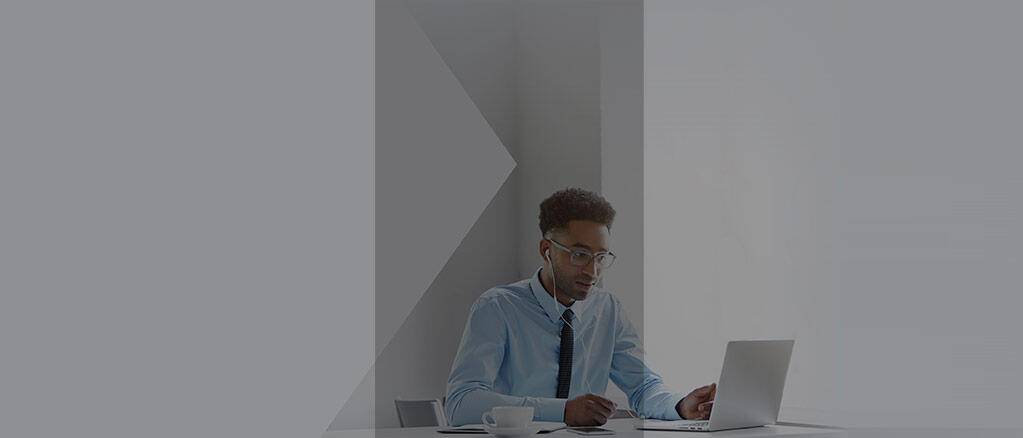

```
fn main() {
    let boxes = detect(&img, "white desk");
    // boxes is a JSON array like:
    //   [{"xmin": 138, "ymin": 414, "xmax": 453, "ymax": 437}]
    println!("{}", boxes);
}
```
[{"xmin": 325, "ymin": 419, "xmax": 847, "ymax": 438}]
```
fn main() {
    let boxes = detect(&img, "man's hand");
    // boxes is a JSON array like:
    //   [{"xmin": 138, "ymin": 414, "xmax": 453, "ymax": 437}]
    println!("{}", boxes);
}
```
[
  {"xmin": 564, "ymin": 393, "xmax": 616, "ymax": 426},
  {"xmin": 676, "ymin": 383, "xmax": 716, "ymax": 420}
]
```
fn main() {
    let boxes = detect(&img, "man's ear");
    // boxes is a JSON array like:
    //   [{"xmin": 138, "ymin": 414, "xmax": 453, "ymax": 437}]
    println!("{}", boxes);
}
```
[{"xmin": 539, "ymin": 238, "xmax": 550, "ymax": 261}]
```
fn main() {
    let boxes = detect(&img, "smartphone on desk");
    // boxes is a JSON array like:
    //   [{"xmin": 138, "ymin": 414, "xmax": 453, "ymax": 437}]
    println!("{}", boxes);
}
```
[{"xmin": 567, "ymin": 427, "xmax": 614, "ymax": 435}]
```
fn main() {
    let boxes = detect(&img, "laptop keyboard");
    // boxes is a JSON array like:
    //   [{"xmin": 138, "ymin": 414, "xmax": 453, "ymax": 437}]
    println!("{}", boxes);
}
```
[{"xmin": 637, "ymin": 419, "xmax": 711, "ymax": 431}]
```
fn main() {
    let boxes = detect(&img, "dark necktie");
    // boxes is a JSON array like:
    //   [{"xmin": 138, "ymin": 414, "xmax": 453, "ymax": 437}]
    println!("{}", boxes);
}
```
[{"xmin": 556, "ymin": 309, "xmax": 574, "ymax": 398}]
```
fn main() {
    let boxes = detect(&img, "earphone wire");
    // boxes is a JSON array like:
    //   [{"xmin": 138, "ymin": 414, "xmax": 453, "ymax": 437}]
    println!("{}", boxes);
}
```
[{"xmin": 547, "ymin": 247, "xmax": 575, "ymax": 332}]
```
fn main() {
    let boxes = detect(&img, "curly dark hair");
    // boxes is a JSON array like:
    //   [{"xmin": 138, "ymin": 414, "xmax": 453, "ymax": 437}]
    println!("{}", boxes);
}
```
[{"xmin": 539, "ymin": 187, "xmax": 616, "ymax": 237}]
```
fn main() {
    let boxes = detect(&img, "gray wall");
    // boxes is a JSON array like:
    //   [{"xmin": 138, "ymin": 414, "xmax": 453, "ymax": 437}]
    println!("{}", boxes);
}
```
[
  {"xmin": 1, "ymin": 2, "xmax": 373, "ymax": 438},
  {"xmin": 329, "ymin": 0, "xmax": 639, "ymax": 429},
  {"xmin": 403, "ymin": 0, "xmax": 519, "ymax": 150},
  {"xmin": 598, "ymin": 0, "xmax": 644, "ymax": 408},
  {"xmin": 645, "ymin": 0, "xmax": 1023, "ymax": 434},
  {"xmin": 374, "ymin": 0, "xmax": 522, "ymax": 428},
  {"xmin": 331, "ymin": 0, "xmax": 521, "ymax": 430},
  {"xmin": 512, "ymin": 0, "xmax": 603, "ymax": 279}
]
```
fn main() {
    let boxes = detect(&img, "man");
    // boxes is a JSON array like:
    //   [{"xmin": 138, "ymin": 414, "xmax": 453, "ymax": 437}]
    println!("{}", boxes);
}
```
[{"xmin": 445, "ymin": 188, "xmax": 716, "ymax": 426}]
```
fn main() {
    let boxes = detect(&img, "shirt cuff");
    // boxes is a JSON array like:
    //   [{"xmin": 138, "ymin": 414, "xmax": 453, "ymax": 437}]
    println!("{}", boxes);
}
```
[
  {"xmin": 663, "ymin": 393, "xmax": 686, "ymax": 420},
  {"xmin": 526, "ymin": 397, "xmax": 568, "ymax": 423}
]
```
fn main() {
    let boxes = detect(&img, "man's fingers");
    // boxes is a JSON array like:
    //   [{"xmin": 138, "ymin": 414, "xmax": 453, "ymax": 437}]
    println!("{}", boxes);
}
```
[
  {"xmin": 586, "ymin": 394, "xmax": 617, "ymax": 413},
  {"xmin": 690, "ymin": 385, "xmax": 711, "ymax": 398},
  {"xmin": 697, "ymin": 401, "xmax": 714, "ymax": 420},
  {"xmin": 581, "ymin": 410, "xmax": 606, "ymax": 426},
  {"xmin": 597, "ymin": 397, "xmax": 617, "ymax": 413},
  {"xmin": 586, "ymin": 399, "xmax": 613, "ymax": 417},
  {"xmin": 692, "ymin": 383, "xmax": 718, "ymax": 401}
]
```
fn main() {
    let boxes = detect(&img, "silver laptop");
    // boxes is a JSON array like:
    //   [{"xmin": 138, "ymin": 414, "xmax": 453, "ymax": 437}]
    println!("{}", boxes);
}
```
[{"xmin": 636, "ymin": 340, "xmax": 795, "ymax": 432}]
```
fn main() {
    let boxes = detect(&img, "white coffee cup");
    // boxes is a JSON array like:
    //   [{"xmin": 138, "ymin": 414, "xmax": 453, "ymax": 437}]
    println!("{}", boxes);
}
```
[{"xmin": 481, "ymin": 406, "xmax": 534, "ymax": 429}]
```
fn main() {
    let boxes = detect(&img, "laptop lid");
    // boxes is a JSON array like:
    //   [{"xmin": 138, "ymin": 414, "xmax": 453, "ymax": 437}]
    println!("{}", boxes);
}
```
[{"xmin": 707, "ymin": 340, "xmax": 795, "ymax": 431}]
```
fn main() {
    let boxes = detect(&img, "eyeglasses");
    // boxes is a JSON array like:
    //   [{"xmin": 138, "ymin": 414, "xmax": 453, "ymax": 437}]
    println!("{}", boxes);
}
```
[{"xmin": 546, "ymin": 238, "xmax": 616, "ymax": 269}]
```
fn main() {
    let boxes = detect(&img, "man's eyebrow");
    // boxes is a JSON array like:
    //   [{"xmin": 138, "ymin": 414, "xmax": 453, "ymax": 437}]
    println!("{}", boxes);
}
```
[{"xmin": 569, "ymin": 243, "xmax": 608, "ymax": 252}]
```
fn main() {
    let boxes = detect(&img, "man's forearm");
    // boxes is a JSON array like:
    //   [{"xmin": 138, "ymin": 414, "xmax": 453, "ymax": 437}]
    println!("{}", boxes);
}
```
[
  {"xmin": 636, "ymin": 387, "xmax": 686, "ymax": 420},
  {"xmin": 618, "ymin": 375, "xmax": 686, "ymax": 421}
]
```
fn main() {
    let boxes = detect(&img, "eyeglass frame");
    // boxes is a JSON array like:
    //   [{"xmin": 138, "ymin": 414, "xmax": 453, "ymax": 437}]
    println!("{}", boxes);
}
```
[{"xmin": 545, "ymin": 237, "xmax": 617, "ymax": 269}]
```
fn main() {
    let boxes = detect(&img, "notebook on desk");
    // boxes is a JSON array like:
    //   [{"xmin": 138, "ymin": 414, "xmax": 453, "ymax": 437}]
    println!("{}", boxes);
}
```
[
  {"xmin": 437, "ymin": 422, "xmax": 566, "ymax": 434},
  {"xmin": 437, "ymin": 409, "xmax": 635, "ymax": 434}
]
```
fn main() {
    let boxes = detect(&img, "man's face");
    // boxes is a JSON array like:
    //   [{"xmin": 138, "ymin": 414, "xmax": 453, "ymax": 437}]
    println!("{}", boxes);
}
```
[{"xmin": 543, "ymin": 220, "xmax": 611, "ymax": 302}]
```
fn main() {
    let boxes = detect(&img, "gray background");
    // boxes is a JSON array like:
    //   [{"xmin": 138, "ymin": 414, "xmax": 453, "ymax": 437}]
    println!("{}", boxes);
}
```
[
  {"xmin": 1, "ymin": 1, "xmax": 373, "ymax": 438},
  {"xmin": 5, "ymin": 1, "xmax": 1022, "ymax": 437},
  {"xmin": 646, "ymin": 1, "xmax": 1023, "ymax": 436}
]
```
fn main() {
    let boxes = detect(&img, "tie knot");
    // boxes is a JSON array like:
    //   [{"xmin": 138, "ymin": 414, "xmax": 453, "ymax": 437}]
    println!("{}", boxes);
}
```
[{"xmin": 562, "ymin": 309, "xmax": 574, "ymax": 320}]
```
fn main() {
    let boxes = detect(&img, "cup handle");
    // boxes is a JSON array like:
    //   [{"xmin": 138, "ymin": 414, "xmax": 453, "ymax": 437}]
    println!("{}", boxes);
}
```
[{"xmin": 481, "ymin": 411, "xmax": 497, "ymax": 427}]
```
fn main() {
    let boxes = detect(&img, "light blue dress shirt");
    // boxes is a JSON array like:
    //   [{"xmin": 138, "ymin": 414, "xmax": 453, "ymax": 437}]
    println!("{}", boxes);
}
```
[{"xmin": 445, "ymin": 268, "xmax": 685, "ymax": 426}]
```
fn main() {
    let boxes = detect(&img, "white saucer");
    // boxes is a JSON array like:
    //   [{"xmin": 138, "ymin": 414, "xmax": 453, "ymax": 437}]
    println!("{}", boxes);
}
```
[{"xmin": 482, "ymin": 423, "xmax": 543, "ymax": 438}]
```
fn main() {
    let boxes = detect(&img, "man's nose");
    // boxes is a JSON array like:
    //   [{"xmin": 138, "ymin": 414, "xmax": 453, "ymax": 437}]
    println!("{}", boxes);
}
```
[{"xmin": 581, "ymin": 257, "xmax": 598, "ymax": 277}]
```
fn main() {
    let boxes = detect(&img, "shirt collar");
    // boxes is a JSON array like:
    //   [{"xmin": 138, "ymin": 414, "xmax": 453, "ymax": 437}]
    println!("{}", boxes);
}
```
[{"xmin": 529, "ymin": 267, "xmax": 589, "ymax": 326}]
